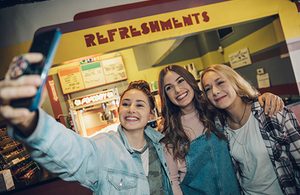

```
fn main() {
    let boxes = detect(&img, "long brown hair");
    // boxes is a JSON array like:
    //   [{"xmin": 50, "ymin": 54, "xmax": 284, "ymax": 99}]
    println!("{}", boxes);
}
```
[{"xmin": 158, "ymin": 65, "xmax": 222, "ymax": 160}]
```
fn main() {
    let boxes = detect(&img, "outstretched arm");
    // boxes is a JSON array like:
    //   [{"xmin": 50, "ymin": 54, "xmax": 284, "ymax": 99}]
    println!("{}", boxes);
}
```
[
  {"xmin": 0, "ymin": 53, "xmax": 43, "ymax": 136},
  {"xmin": 1, "ymin": 54, "xmax": 100, "ymax": 190}
]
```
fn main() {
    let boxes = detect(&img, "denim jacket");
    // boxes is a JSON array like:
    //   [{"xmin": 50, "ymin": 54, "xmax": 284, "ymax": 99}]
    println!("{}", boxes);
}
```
[{"xmin": 8, "ymin": 109, "xmax": 173, "ymax": 195}]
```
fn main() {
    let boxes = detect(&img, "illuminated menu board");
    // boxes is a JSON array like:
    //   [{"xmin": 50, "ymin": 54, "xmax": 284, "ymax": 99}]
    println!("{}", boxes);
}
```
[
  {"xmin": 102, "ymin": 56, "xmax": 127, "ymax": 83},
  {"xmin": 58, "ymin": 66, "xmax": 85, "ymax": 94},
  {"xmin": 58, "ymin": 56, "xmax": 127, "ymax": 94},
  {"xmin": 81, "ymin": 62, "xmax": 106, "ymax": 88}
]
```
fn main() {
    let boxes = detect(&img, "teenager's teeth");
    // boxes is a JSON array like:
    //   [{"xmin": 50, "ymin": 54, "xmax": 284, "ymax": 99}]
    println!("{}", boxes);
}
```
[
  {"xmin": 177, "ymin": 92, "xmax": 187, "ymax": 100},
  {"xmin": 126, "ymin": 116, "xmax": 138, "ymax": 121}
]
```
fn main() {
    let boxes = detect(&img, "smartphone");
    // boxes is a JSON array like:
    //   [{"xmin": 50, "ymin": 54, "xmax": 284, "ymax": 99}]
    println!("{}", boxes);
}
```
[{"xmin": 11, "ymin": 28, "xmax": 62, "ymax": 111}]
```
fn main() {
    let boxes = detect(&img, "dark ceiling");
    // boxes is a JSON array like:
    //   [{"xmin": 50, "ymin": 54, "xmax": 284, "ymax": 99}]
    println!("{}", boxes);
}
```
[{"xmin": 0, "ymin": 0, "xmax": 49, "ymax": 9}]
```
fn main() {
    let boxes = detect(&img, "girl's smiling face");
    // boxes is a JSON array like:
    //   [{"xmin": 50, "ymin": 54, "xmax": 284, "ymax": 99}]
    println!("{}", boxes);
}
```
[
  {"xmin": 119, "ymin": 89, "xmax": 152, "ymax": 132},
  {"xmin": 163, "ymin": 71, "xmax": 195, "ymax": 112},
  {"xmin": 202, "ymin": 70, "xmax": 238, "ymax": 110}
]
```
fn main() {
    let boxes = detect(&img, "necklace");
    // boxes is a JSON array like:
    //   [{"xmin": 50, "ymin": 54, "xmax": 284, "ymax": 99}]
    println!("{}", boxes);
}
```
[
  {"xmin": 226, "ymin": 113, "xmax": 252, "ymax": 146},
  {"xmin": 227, "ymin": 128, "xmax": 244, "ymax": 146},
  {"xmin": 229, "ymin": 103, "xmax": 247, "ymax": 126}
]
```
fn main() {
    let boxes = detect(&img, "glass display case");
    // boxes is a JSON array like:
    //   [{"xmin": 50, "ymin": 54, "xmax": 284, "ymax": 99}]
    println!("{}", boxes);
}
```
[
  {"xmin": 0, "ymin": 126, "xmax": 50, "ymax": 192},
  {"xmin": 68, "ymin": 88, "xmax": 120, "ymax": 137}
]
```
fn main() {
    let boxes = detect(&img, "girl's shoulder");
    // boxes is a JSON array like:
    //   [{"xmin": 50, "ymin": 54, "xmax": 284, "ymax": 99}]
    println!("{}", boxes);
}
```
[{"xmin": 145, "ymin": 126, "xmax": 165, "ymax": 143}]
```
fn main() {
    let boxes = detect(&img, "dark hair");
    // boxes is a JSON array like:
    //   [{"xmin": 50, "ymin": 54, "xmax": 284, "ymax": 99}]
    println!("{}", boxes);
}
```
[
  {"xmin": 158, "ymin": 65, "xmax": 223, "ymax": 160},
  {"xmin": 121, "ymin": 80, "xmax": 155, "ymax": 111}
]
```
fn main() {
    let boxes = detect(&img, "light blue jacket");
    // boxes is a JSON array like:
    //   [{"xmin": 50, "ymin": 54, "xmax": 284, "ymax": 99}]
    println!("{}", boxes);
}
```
[{"xmin": 9, "ymin": 109, "xmax": 173, "ymax": 195}]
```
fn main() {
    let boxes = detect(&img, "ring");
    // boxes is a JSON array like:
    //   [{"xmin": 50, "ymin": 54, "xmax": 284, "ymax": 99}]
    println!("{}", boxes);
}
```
[{"xmin": 9, "ymin": 56, "xmax": 29, "ymax": 79}]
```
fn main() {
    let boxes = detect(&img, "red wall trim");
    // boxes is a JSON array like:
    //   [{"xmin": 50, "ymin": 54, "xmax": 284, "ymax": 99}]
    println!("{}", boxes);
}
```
[
  {"xmin": 259, "ymin": 83, "xmax": 299, "ymax": 96},
  {"xmin": 37, "ymin": 0, "xmax": 226, "ymax": 34},
  {"xmin": 45, "ymin": 76, "xmax": 65, "ymax": 126}
]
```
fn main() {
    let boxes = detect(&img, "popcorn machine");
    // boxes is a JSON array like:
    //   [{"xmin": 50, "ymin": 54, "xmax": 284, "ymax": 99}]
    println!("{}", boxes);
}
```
[{"xmin": 68, "ymin": 88, "xmax": 120, "ymax": 137}]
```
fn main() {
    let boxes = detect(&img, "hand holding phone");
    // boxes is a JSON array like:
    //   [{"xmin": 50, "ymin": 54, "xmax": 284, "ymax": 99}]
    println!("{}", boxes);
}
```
[{"xmin": 10, "ymin": 28, "xmax": 61, "ymax": 111}]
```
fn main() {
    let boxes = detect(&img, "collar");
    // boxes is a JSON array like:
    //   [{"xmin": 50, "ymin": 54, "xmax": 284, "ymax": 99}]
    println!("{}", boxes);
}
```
[
  {"xmin": 252, "ymin": 100, "xmax": 264, "ymax": 114},
  {"xmin": 251, "ymin": 100, "xmax": 265, "ymax": 124},
  {"xmin": 117, "ymin": 125, "xmax": 164, "ymax": 154}
]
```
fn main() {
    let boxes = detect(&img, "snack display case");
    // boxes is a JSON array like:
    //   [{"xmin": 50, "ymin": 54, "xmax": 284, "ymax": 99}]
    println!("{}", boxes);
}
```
[
  {"xmin": 0, "ymin": 126, "xmax": 45, "ymax": 192},
  {"xmin": 68, "ymin": 88, "xmax": 120, "ymax": 137}
]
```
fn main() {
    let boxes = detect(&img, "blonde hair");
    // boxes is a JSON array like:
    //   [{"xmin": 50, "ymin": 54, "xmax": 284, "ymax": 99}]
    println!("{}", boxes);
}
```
[{"xmin": 200, "ymin": 64, "xmax": 260, "ymax": 103}]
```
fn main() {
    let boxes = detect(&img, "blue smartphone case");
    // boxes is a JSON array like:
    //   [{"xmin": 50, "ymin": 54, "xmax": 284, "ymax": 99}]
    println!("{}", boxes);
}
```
[{"xmin": 11, "ymin": 28, "xmax": 62, "ymax": 111}]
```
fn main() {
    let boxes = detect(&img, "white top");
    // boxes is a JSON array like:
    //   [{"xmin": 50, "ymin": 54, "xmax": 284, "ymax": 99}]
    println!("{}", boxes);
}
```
[
  {"xmin": 141, "ymin": 148, "xmax": 149, "ymax": 176},
  {"xmin": 132, "ymin": 145, "xmax": 149, "ymax": 176},
  {"xmin": 226, "ymin": 113, "xmax": 283, "ymax": 195}
]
